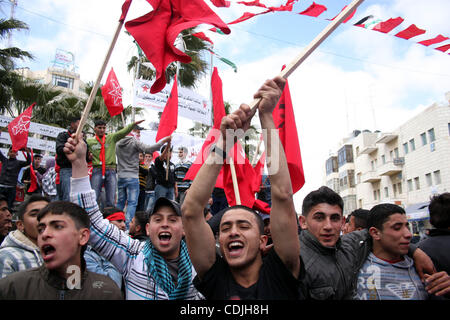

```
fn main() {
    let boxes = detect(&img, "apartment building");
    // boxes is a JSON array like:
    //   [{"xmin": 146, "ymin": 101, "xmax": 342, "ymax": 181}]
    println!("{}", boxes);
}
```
[{"xmin": 324, "ymin": 94, "xmax": 450, "ymax": 236}]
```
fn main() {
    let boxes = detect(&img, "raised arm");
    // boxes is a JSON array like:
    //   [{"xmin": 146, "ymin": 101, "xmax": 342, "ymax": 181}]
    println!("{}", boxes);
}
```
[
  {"xmin": 256, "ymin": 77, "xmax": 300, "ymax": 278},
  {"xmin": 181, "ymin": 105, "xmax": 254, "ymax": 279}
]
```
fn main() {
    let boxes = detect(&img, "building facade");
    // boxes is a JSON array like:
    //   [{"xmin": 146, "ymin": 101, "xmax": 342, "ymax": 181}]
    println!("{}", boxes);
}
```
[{"xmin": 324, "ymin": 94, "xmax": 450, "ymax": 237}]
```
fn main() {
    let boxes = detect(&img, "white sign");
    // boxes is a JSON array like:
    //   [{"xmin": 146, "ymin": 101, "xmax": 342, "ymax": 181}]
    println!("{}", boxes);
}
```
[
  {"xmin": 0, "ymin": 115, "xmax": 65, "ymax": 138},
  {"xmin": 133, "ymin": 78, "xmax": 212, "ymax": 126},
  {"xmin": 140, "ymin": 130, "xmax": 205, "ymax": 163},
  {"xmin": 0, "ymin": 132, "xmax": 56, "ymax": 153}
]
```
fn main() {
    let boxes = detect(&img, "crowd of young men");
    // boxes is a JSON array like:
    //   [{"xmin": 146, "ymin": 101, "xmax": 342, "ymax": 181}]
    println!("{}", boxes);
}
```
[{"xmin": 0, "ymin": 76, "xmax": 449, "ymax": 301}]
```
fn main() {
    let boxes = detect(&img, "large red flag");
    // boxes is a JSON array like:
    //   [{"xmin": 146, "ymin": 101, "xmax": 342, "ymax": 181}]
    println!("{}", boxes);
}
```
[
  {"xmin": 8, "ymin": 103, "xmax": 34, "ymax": 152},
  {"xmin": 125, "ymin": 0, "xmax": 230, "ymax": 94},
  {"xmin": 184, "ymin": 67, "xmax": 226, "ymax": 187},
  {"xmin": 101, "ymin": 68, "xmax": 124, "ymax": 117},
  {"xmin": 156, "ymin": 75, "xmax": 178, "ymax": 142},
  {"xmin": 272, "ymin": 78, "xmax": 305, "ymax": 194},
  {"xmin": 210, "ymin": 0, "xmax": 230, "ymax": 7}
]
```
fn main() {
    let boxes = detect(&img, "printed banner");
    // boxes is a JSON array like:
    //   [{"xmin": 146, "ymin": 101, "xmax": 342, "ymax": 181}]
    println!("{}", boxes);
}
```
[
  {"xmin": 0, "ymin": 115, "xmax": 65, "ymax": 138},
  {"xmin": 133, "ymin": 78, "xmax": 212, "ymax": 126}
]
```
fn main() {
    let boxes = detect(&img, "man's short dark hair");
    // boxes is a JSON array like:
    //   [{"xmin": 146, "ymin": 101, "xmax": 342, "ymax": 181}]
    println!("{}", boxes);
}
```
[
  {"xmin": 219, "ymin": 205, "xmax": 264, "ymax": 235},
  {"xmin": 134, "ymin": 210, "xmax": 149, "ymax": 231},
  {"xmin": 160, "ymin": 144, "xmax": 173, "ymax": 153},
  {"xmin": 69, "ymin": 116, "xmax": 81, "ymax": 123},
  {"xmin": 17, "ymin": 195, "xmax": 50, "ymax": 221},
  {"xmin": 351, "ymin": 208, "xmax": 370, "ymax": 229},
  {"xmin": 0, "ymin": 194, "xmax": 7, "ymax": 204},
  {"xmin": 302, "ymin": 186, "xmax": 344, "ymax": 217},
  {"xmin": 94, "ymin": 119, "xmax": 106, "ymax": 127},
  {"xmin": 428, "ymin": 193, "xmax": 450, "ymax": 229},
  {"xmin": 367, "ymin": 203, "xmax": 405, "ymax": 231},
  {"xmin": 37, "ymin": 201, "xmax": 90, "ymax": 230},
  {"xmin": 178, "ymin": 146, "xmax": 188, "ymax": 153},
  {"xmin": 103, "ymin": 207, "xmax": 124, "ymax": 219}
]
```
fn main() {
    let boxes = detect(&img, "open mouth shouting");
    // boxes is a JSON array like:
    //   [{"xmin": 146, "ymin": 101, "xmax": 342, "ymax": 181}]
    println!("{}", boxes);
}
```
[
  {"xmin": 158, "ymin": 231, "xmax": 172, "ymax": 246},
  {"xmin": 41, "ymin": 244, "xmax": 56, "ymax": 262},
  {"xmin": 227, "ymin": 240, "xmax": 245, "ymax": 258}
]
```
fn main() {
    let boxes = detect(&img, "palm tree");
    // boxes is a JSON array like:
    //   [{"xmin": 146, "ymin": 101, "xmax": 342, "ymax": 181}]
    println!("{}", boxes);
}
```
[{"xmin": 127, "ymin": 28, "xmax": 209, "ymax": 89}]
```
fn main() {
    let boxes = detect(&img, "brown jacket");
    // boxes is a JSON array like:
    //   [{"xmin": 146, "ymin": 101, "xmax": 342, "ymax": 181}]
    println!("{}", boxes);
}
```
[{"xmin": 0, "ymin": 265, "xmax": 123, "ymax": 300}]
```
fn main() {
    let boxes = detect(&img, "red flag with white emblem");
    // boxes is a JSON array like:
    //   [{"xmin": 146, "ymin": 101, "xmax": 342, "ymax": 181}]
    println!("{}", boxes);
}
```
[{"xmin": 101, "ymin": 68, "xmax": 124, "ymax": 117}]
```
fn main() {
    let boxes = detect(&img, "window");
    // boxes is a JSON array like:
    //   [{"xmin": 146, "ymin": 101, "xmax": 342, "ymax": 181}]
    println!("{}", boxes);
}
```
[
  {"xmin": 371, "ymin": 160, "xmax": 375, "ymax": 171},
  {"xmin": 428, "ymin": 128, "xmax": 436, "ymax": 142},
  {"xmin": 397, "ymin": 182, "xmax": 402, "ymax": 194},
  {"xmin": 407, "ymin": 179, "xmax": 413, "ymax": 192},
  {"xmin": 390, "ymin": 150, "xmax": 394, "ymax": 160},
  {"xmin": 414, "ymin": 177, "xmax": 420, "ymax": 190},
  {"xmin": 434, "ymin": 170, "xmax": 441, "ymax": 184},
  {"xmin": 403, "ymin": 142, "xmax": 409, "ymax": 154},
  {"xmin": 425, "ymin": 173, "xmax": 432, "ymax": 187},
  {"xmin": 52, "ymin": 74, "xmax": 74, "ymax": 89},
  {"xmin": 384, "ymin": 187, "xmax": 389, "ymax": 198},
  {"xmin": 381, "ymin": 155, "xmax": 386, "ymax": 164},
  {"xmin": 393, "ymin": 183, "xmax": 397, "ymax": 197},
  {"xmin": 337, "ymin": 145, "xmax": 354, "ymax": 167},
  {"xmin": 421, "ymin": 132, "xmax": 427, "ymax": 146},
  {"xmin": 394, "ymin": 147, "xmax": 399, "ymax": 158},
  {"xmin": 373, "ymin": 190, "xmax": 377, "ymax": 201},
  {"xmin": 326, "ymin": 157, "xmax": 338, "ymax": 175},
  {"xmin": 357, "ymin": 172, "xmax": 361, "ymax": 184},
  {"xmin": 409, "ymin": 139, "xmax": 415, "ymax": 151}
]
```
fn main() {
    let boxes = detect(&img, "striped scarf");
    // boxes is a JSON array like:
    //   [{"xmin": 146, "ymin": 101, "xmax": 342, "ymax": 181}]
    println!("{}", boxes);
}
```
[{"xmin": 143, "ymin": 239, "xmax": 192, "ymax": 300}]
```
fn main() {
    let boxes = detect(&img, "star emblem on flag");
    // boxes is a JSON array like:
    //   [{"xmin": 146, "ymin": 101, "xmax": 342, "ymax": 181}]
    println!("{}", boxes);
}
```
[
  {"xmin": 11, "ymin": 115, "xmax": 31, "ymax": 135},
  {"xmin": 107, "ymin": 79, "xmax": 122, "ymax": 106}
]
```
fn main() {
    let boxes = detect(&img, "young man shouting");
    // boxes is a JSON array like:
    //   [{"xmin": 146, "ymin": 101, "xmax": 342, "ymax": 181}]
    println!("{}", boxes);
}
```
[{"xmin": 181, "ymin": 76, "xmax": 301, "ymax": 300}]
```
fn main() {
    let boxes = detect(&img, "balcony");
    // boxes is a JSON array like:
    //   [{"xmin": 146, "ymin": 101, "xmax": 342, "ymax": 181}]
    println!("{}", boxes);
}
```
[
  {"xmin": 360, "ymin": 145, "xmax": 378, "ymax": 155},
  {"xmin": 361, "ymin": 171, "xmax": 381, "ymax": 183},
  {"xmin": 378, "ymin": 158, "xmax": 404, "ymax": 176},
  {"xmin": 376, "ymin": 133, "xmax": 398, "ymax": 144}
]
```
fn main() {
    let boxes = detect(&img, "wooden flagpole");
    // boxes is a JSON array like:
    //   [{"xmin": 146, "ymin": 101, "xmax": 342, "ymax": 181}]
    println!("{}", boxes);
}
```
[
  {"xmin": 229, "ymin": 156, "xmax": 241, "ymax": 205},
  {"xmin": 249, "ymin": 0, "xmax": 365, "ymax": 112},
  {"xmin": 76, "ymin": 19, "xmax": 125, "ymax": 138}
]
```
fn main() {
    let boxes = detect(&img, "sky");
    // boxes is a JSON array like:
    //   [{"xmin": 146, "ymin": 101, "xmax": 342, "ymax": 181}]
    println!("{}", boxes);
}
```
[{"xmin": 2, "ymin": 0, "xmax": 450, "ymax": 211}]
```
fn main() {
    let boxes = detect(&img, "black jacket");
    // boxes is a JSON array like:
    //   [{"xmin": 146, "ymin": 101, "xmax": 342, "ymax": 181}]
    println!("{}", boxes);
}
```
[
  {"xmin": 0, "ymin": 150, "xmax": 30, "ymax": 187},
  {"xmin": 55, "ymin": 129, "xmax": 89, "ymax": 168},
  {"xmin": 299, "ymin": 229, "xmax": 371, "ymax": 300},
  {"xmin": 418, "ymin": 228, "xmax": 450, "ymax": 275}
]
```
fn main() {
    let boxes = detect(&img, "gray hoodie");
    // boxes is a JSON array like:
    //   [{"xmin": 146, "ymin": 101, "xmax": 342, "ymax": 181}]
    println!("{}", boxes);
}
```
[
  {"xmin": 0, "ymin": 229, "xmax": 43, "ymax": 279},
  {"xmin": 115, "ymin": 135, "xmax": 163, "ymax": 179}
]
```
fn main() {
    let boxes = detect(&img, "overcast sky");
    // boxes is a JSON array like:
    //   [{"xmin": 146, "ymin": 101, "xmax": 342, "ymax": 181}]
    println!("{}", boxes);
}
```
[{"xmin": 3, "ymin": 0, "xmax": 450, "ymax": 211}]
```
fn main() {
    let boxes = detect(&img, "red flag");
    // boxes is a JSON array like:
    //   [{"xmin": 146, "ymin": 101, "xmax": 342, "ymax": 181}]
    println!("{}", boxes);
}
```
[
  {"xmin": 210, "ymin": 0, "xmax": 230, "ymax": 7},
  {"xmin": 237, "ymin": 1, "xmax": 267, "ymax": 8},
  {"xmin": 267, "ymin": 0, "xmax": 295, "ymax": 12},
  {"xmin": 101, "ymin": 68, "xmax": 124, "ymax": 117},
  {"xmin": 373, "ymin": 17, "xmax": 404, "ymax": 33},
  {"xmin": 435, "ymin": 44, "xmax": 450, "ymax": 53},
  {"xmin": 156, "ymin": 75, "xmax": 178, "ymax": 142},
  {"xmin": 192, "ymin": 32, "xmax": 214, "ymax": 45},
  {"xmin": 252, "ymin": 151, "xmax": 265, "ymax": 193},
  {"xmin": 329, "ymin": 5, "xmax": 357, "ymax": 23},
  {"xmin": 227, "ymin": 12, "xmax": 259, "ymax": 25},
  {"xmin": 223, "ymin": 142, "xmax": 257, "ymax": 208},
  {"xmin": 298, "ymin": 2, "xmax": 327, "ymax": 17},
  {"xmin": 253, "ymin": 198, "xmax": 271, "ymax": 214},
  {"xmin": 120, "ymin": 0, "xmax": 132, "ymax": 22},
  {"xmin": 395, "ymin": 24, "xmax": 426, "ymax": 40},
  {"xmin": 273, "ymin": 78, "xmax": 305, "ymax": 194},
  {"xmin": 8, "ymin": 103, "xmax": 34, "ymax": 152},
  {"xmin": 418, "ymin": 34, "xmax": 449, "ymax": 46},
  {"xmin": 27, "ymin": 150, "xmax": 38, "ymax": 193},
  {"xmin": 184, "ymin": 67, "xmax": 226, "ymax": 187},
  {"xmin": 125, "ymin": 0, "xmax": 230, "ymax": 94}
]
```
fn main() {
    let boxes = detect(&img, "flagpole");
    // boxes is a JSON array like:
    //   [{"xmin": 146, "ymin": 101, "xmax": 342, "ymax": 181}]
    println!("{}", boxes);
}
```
[
  {"xmin": 76, "ymin": 18, "xmax": 125, "ymax": 138},
  {"xmin": 229, "ymin": 156, "xmax": 241, "ymax": 205},
  {"xmin": 248, "ymin": 0, "xmax": 365, "ymax": 112}
]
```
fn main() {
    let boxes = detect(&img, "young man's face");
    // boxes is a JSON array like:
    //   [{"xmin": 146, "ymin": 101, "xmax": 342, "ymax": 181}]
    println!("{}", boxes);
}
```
[
  {"xmin": 0, "ymin": 200, "xmax": 12, "ymax": 237},
  {"xmin": 144, "ymin": 154, "xmax": 152, "ymax": 165},
  {"xmin": 219, "ymin": 209, "xmax": 267, "ymax": 270},
  {"xmin": 37, "ymin": 213, "xmax": 89, "ymax": 278},
  {"xmin": 146, "ymin": 206, "xmax": 183, "ymax": 260},
  {"xmin": 300, "ymin": 203, "xmax": 344, "ymax": 247},
  {"xmin": 7, "ymin": 149, "xmax": 17, "ymax": 159},
  {"xmin": 178, "ymin": 149, "xmax": 186, "ymax": 160},
  {"xmin": 139, "ymin": 153, "xmax": 144, "ymax": 163},
  {"xmin": 34, "ymin": 157, "xmax": 42, "ymax": 168},
  {"xmin": 370, "ymin": 213, "xmax": 412, "ymax": 260},
  {"xmin": 17, "ymin": 200, "xmax": 49, "ymax": 245},
  {"xmin": 110, "ymin": 219, "xmax": 126, "ymax": 232},
  {"xmin": 94, "ymin": 125, "xmax": 106, "ymax": 138}
]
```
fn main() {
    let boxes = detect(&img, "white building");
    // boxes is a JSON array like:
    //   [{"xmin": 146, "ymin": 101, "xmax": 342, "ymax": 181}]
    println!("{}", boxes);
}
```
[{"xmin": 324, "ymin": 93, "xmax": 450, "ymax": 237}]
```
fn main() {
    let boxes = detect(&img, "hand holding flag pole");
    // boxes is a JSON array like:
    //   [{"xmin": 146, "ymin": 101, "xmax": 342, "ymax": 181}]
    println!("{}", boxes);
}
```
[{"xmin": 248, "ymin": 0, "xmax": 364, "ymax": 113}]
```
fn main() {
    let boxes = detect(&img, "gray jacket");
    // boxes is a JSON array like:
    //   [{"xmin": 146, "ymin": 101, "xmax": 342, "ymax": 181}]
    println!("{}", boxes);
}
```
[
  {"xmin": 116, "ymin": 136, "xmax": 163, "ymax": 179},
  {"xmin": 299, "ymin": 229, "xmax": 371, "ymax": 300}
]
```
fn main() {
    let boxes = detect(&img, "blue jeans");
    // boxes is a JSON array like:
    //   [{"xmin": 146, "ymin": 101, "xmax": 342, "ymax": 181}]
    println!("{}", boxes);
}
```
[
  {"xmin": 116, "ymin": 177, "xmax": 139, "ymax": 227},
  {"xmin": 154, "ymin": 184, "xmax": 175, "ymax": 202},
  {"xmin": 58, "ymin": 167, "xmax": 72, "ymax": 201},
  {"xmin": 90, "ymin": 167, "xmax": 117, "ymax": 208},
  {"xmin": 144, "ymin": 191, "xmax": 155, "ymax": 213}
]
